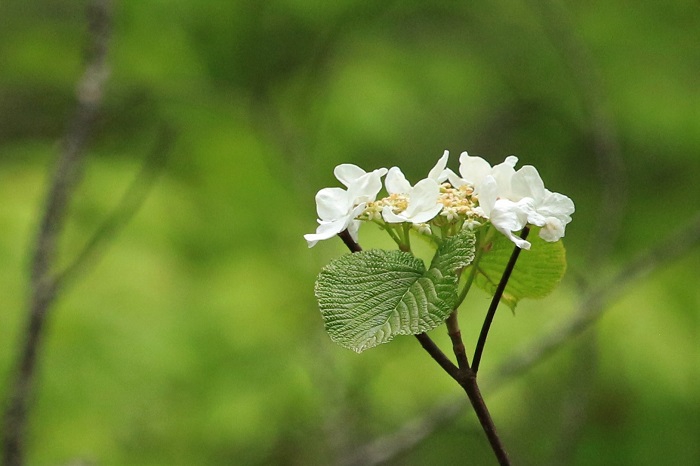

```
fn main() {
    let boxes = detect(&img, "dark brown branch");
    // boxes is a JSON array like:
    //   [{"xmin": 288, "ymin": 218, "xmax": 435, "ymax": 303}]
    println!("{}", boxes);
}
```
[
  {"xmin": 414, "ymin": 336, "xmax": 511, "ymax": 466},
  {"xmin": 1, "ymin": 2, "xmax": 114, "ymax": 465},
  {"xmin": 472, "ymin": 227, "xmax": 530, "ymax": 374},
  {"xmin": 457, "ymin": 372, "xmax": 511, "ymax": 466},
  {"xmin": 446, "ymin": 311, "xmax": 469, "ymax": 370},
  {"xmin": 414, "ymin": 333, "xmax": 461, "ymax": 381},
  {"xmin": 526, "ymin": 0, "xmax": 626, "ymax": 268},
  {"xmin": 416, "ymin": 333, "xmax": 511, "ymax": 465},
  {"xmin": 338, "ymin": 229, "xmax": 363, "ymax": 253}
]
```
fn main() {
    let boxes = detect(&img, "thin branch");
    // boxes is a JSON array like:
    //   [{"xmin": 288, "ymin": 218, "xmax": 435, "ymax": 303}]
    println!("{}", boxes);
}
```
[
  {"xmin": 491, "ymin": 213, "xmax": 700, "ymax": 384},
  {"xmin": 338, "ymin": 229, "xmax": 363, "ymax": 253},
  {"xmin": 472, "ymin": 227, "xmax": 530, "ymax": 374},
  {"xmin": 458, "ymin": 372, "xmax": 511, "ymax": 466},
  {"xmin": 415, "ymin": 334, "xmax": 512, "ymax": 465},
  {"xmin": 414, "ymin": 333, "xmax": 461, "ymax": 381},
  {"xmin": 445, "ymin": 311, "xmax": 470, "ymax": 370},
  {"xmin": 339, "ymin": 398, "xmax": 468, "ymax": 466},
  {"xmin": 526, "ymin": 0, "xmax": 626, "ymax": 268},
  {"xmin": 55, "ymin": 124, "xmax": 174, "ymax": 291},
  {"xmin": 2, "ymin": 2, "xmax": 114, "ymax": 465}
]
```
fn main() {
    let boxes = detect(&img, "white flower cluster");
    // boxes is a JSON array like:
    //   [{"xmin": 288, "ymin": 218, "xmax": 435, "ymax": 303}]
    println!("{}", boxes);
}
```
[{"xmin": 305, "ymin": 151, "xmax": 575, "ymax": 250}]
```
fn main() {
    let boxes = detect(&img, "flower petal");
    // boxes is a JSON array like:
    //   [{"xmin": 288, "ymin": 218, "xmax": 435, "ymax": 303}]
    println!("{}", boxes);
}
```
[
  {"xmin": 315, "ymin": 187, "xmax": 351, "ymax": 220},
  {"xmin": 348, "ymin": 170, "xmax": 386, "ymax": 203},
  {"xmin": 385, "ymin": 167, "xmax": 412, "ymax": 194},
  {"xmin": 408, "ymin": 204, "xmax": 444, "ymax": 224},
  {"xmin": 539, "ymin": 217, "xmax": 566, "ymax": 242},
  {"xmin": 403, "ymin": 178, "xmax": 442, "ymax": 222},
  {"xmin": 427, "ymin": 150, "xmax": 450, "ymax": 182},
  {"xmin": 304, "ymin": 218, "xmax": 346, "ymax": 247},
  {"xmin": 490, "ymin": 156, "xmax": 518, "ymax": 197},
  {"xmin": 539, "ymin": 191, "xmax": 575, "ymax": 220},
  {"xmin": 445, "ymin": 168, "xmax": 467, "ymax": 187},
  {"xmin": 475, "ymin": 176, "xmax": 498, "ymax": 217},
  {"xmin": 334, "ymin": 164, "xmax": 367, "ymax": 187},
  {"xmin": 511, "ymin": 165, "xmax": 545, "ymax": 201},
  {"xmin": 346, "ymin": 218, "xmax": 362, "ymax": 242},
  {"xmin": 490, "ymin": 199, "xmax": 531, "ymax": 249},
  {"xmin": 381, "ymin": 205, "xmax": 406, "ymax": 223},
  {"xmin": 458, "ymin": 152, "xmax": 492, "ymax": 187}
]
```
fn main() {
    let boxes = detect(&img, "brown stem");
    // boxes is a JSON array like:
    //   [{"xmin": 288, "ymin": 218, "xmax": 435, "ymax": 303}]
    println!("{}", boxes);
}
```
[
  {"xmin": 472, "ymin": 227, "xmax": 530, "ymax": 374},
  {"xmin": 338, "ymin": 229, "xmax": 362, "ymax": 253},
  {"xmin": 457, "ymin": 371, "xmax": 511, "ymax": 466},
  {"xmin": 414, "ymin": 333, "xmax": 460, "ymax": 380},
  {"xmin": 446, "ymin": 311, "xmax": 469, "ymax": 370},
  {"xmin": 414, "ymin": 334, "xmax": 511, "ymax": 465}
]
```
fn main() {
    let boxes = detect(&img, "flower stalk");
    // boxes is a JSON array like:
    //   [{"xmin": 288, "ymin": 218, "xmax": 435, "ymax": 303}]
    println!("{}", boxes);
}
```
[
  {"xmin": 472, "ymin": 227, "xmax": 530, "ymax": 374},
  {"xmin": 307, "ymin": 150, "xmax": 574, "ymax": 465},
  {"xmin": 344, "ymin": 234, "xmax": 512, "ymax": 465}
]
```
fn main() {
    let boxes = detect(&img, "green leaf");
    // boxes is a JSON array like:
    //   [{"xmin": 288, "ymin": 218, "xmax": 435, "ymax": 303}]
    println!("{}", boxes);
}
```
[
  {"xmin": 430, "ymin": 228, "xmax": 476, "ymax": 273},
  {"xmin": 475, "ymin": 227, "xmax": 567, "ymax": 310},
  {"xmin": 315, "ymin": 229, "xmax": 475, "ymax": 352}
]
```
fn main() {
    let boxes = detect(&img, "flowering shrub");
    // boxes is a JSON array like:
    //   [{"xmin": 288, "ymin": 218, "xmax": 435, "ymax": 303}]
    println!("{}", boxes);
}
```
[{"xmin": 305, "ymin": 150, "xmax": 575, "ymax": 465}]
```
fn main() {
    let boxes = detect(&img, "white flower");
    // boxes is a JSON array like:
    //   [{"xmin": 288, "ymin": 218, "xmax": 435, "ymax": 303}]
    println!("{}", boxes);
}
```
[
  {"xmin": 333, "ymin": 164, "xmax": 386, "ymax": 204},
  {"xmin": 305, "ymin": 152, "xmax": 575, "ymax": 249},
  {"xmin": 446, "ymin": 151, "xmax": 494, "ymax": 189},
  {"xmin": 465, "ymin": 155, "xmax": 574, "ymax": 247},
  {"xmin": 304, "ymin": 165, "xmax": 387, "ymax": 247},
  {"xmin": 476, "ymin": 175, "xmax": 532, "ymax": 249},
  {"xmin": 452, "ymin": 155, "xmax": 530, "ymax": 249},
  {"xmin": 510, "ymin": 165, "xmax": 575, "ymax": 242},
  {"xmin": 446, "ymin": 151, "xmax": 519, "ymax": 192},
  {"xmin": 427, "ymin": 150, "xmax": 451, "ymax": 183},
  {"xmin": 381, "ymin": 153, "xmax": 448, "ymax": 224},
  {"xmin": 487, "ymin": 155, "xmax": 519, "ymax": 198}
]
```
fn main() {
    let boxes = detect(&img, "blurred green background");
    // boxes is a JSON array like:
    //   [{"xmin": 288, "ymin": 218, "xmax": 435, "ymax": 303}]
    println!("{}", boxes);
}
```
[{"xmin": 1, "ymin": 0, "xmax": 699, "ymax": 465}]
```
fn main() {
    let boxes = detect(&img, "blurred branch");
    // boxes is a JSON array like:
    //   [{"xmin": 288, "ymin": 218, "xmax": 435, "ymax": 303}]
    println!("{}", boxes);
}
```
[
  {"xmin": 55, "ymin": 125, "xmax": 174, "ymax": 291},
  {"xmin": 341, "ymin": 211, "xmax": 700, "ymax": 465},
  {"xmin": 491, "ymin": 211, "xmax": 700, "ymax": 385},
  {"xmin": 526, "ymin": 0, "xmax": 627, "ymax": 268},
  {"xmin": 516, "ymin": 2, "xmax": 625, "ymax": 458},
  {"xmin": 1, "ymin": 2, "xmax": 114, "ymax": 465},
  {"xmin": 545, "ymin": 333, "xmax": 597, "ymax": 466},
  {"xmin": 339, "ymin": 398, "xmax": 467, "ymax": 466}
]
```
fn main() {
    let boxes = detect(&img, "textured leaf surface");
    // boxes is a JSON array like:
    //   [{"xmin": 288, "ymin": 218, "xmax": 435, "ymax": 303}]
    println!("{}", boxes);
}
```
[
  {"xmin": 475, "ymin": 228, "xmax": 566, "ymax": 309},
  {"xmin": 315, "ymin": 230, "xmax": 475, "ymax": 352}
]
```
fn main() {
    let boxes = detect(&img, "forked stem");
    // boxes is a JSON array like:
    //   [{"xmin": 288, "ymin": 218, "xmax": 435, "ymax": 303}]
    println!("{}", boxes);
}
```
[{"xmin": 337, "ymin": 229, "xmax": 511, "ymax": 465}]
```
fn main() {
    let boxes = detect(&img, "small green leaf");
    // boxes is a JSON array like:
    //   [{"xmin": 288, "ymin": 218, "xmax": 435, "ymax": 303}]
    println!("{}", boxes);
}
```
[
  {"xmin": 430, "ymin": 228, "xmax": 476, "ymax": 273},
  {"xmin": 315, "ymin": 229, "xmax": 475, "ymax": 352},
  {"xmin": 475, "ymin": 228, "xmax": 567, "ymax": 309}
]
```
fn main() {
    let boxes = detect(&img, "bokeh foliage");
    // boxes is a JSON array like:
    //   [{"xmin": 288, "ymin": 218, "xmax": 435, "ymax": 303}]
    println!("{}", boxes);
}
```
[{"xmin": 1, "ymin": 0, "xmax": 698, "ymax": 464}]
